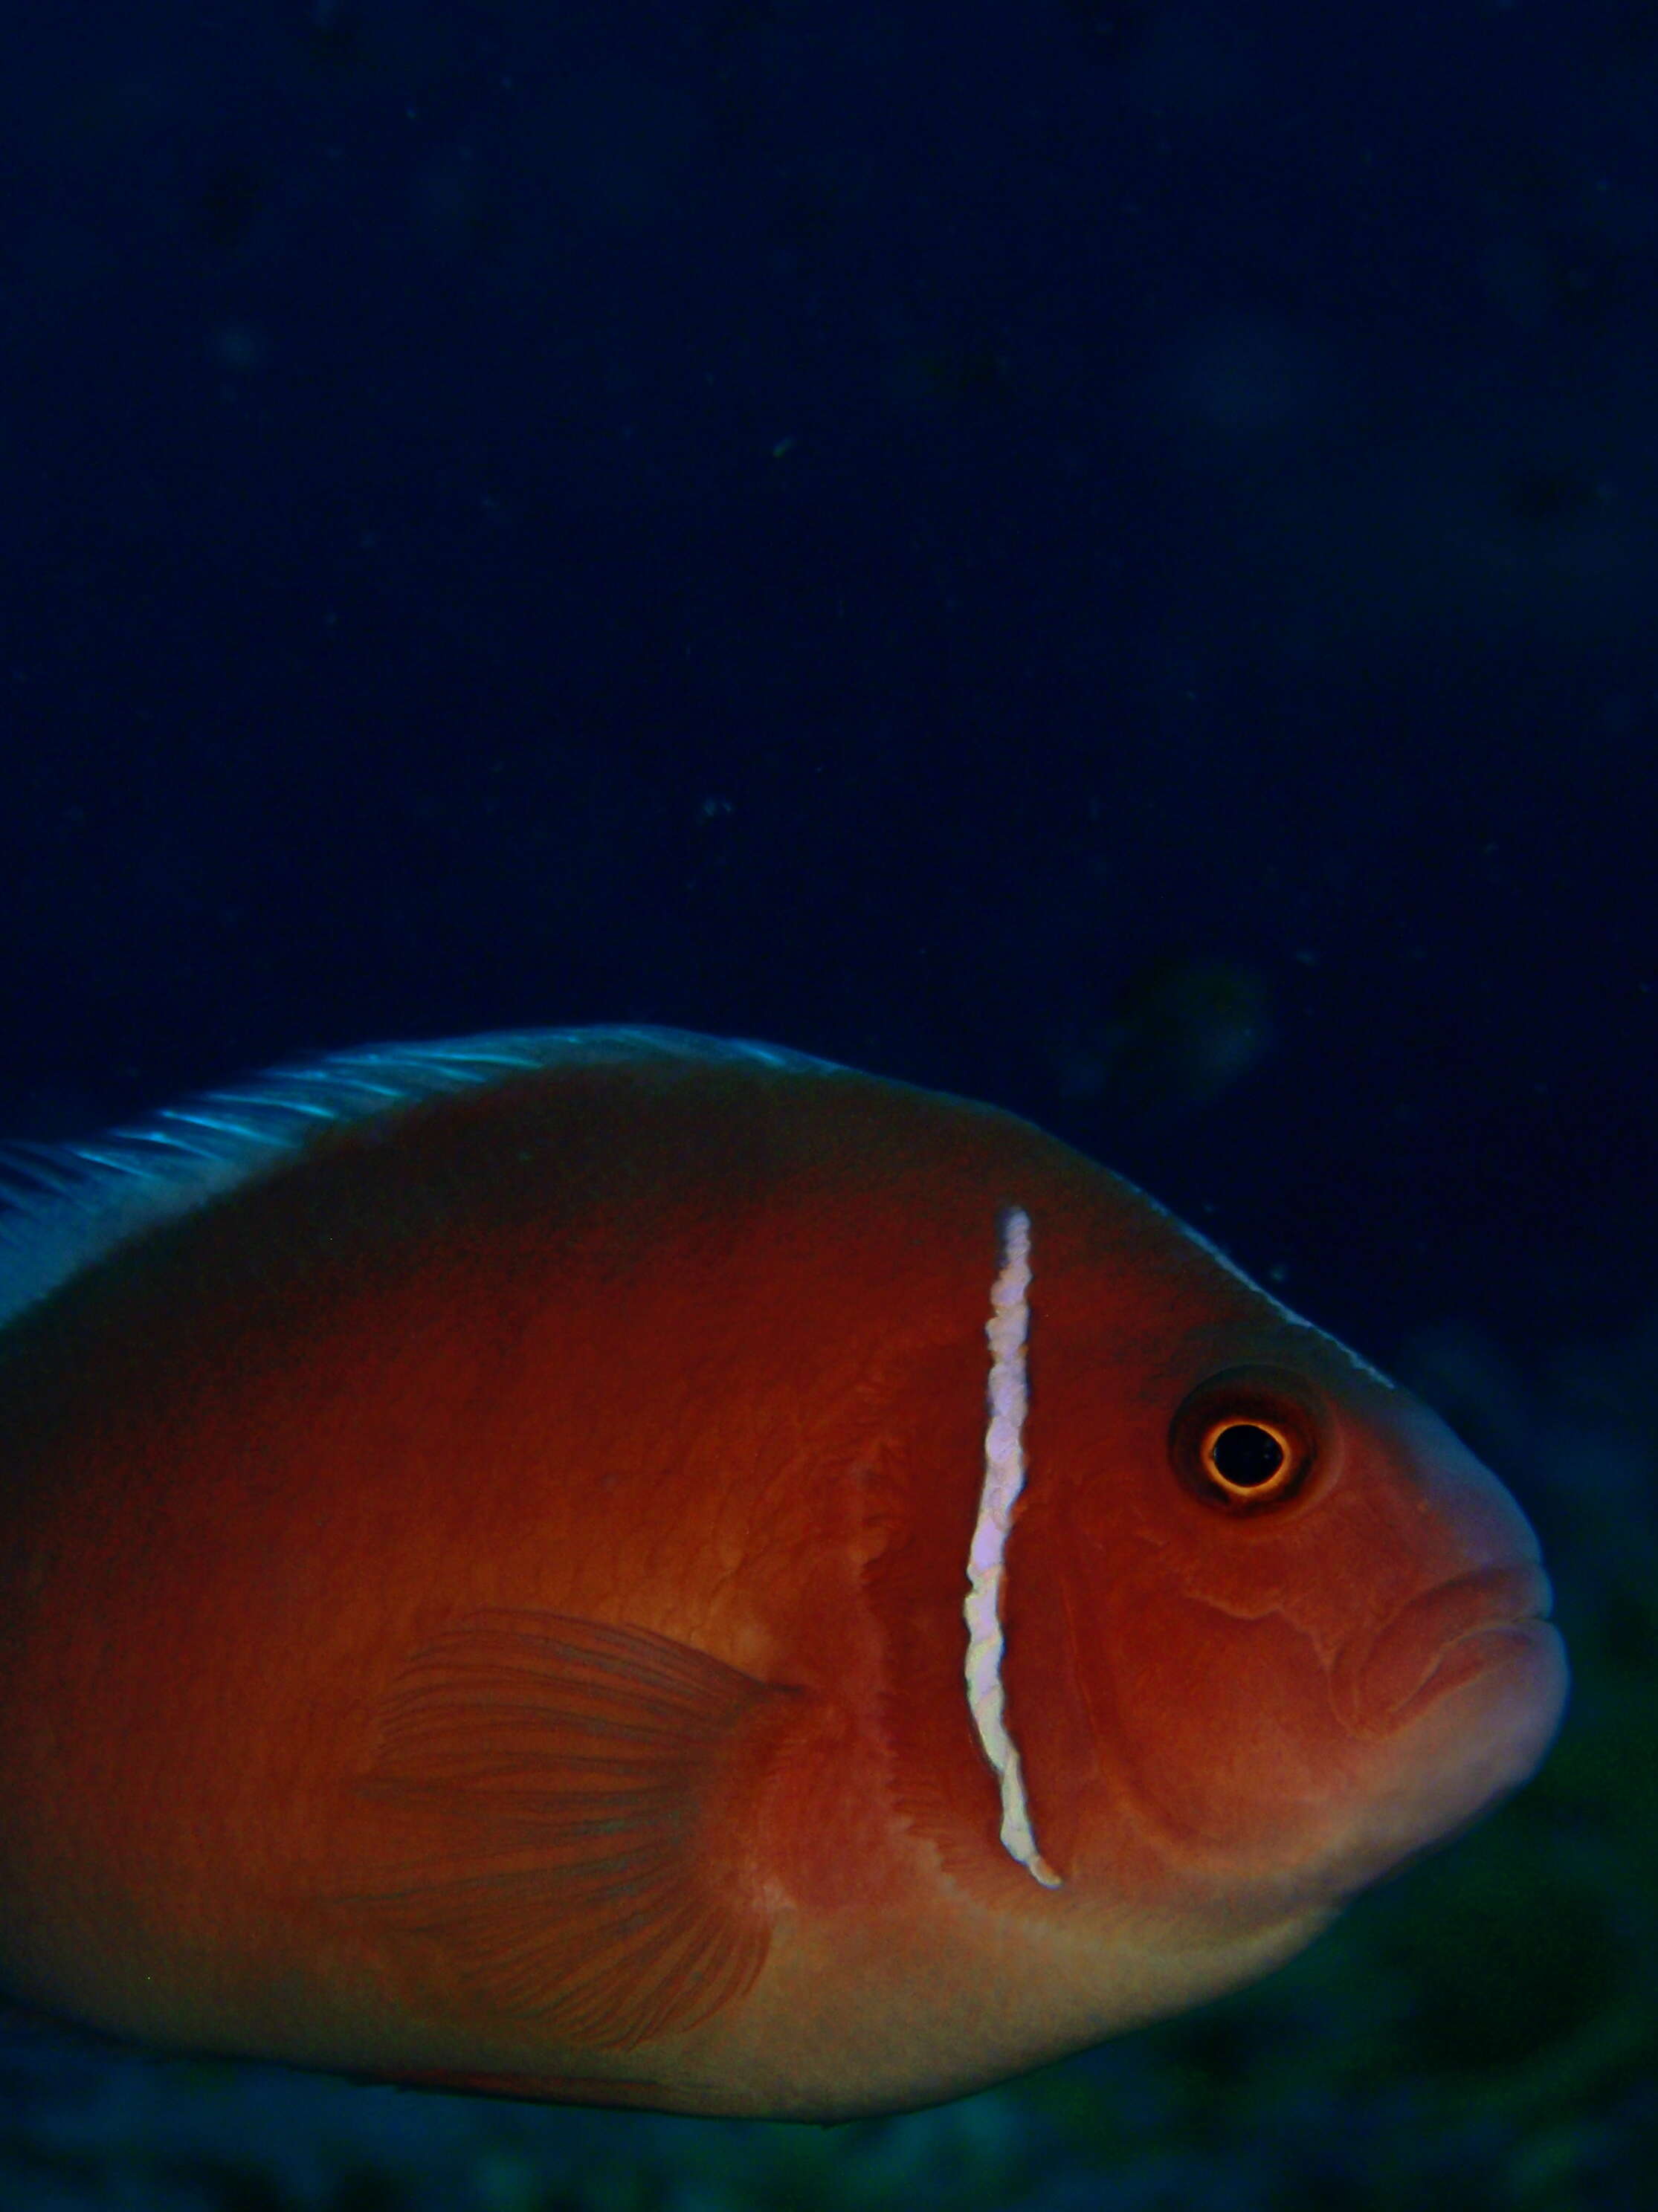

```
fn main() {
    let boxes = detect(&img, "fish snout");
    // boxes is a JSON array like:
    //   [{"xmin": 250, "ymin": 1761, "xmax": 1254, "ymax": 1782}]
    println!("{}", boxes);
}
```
[
  {"xmin": 1342, "ymin": 1561, "xmax": 1560, "ymax": 1739},
  {"xmin": 1312, "ymin": 1559, "xmax": 1567, "ymax": 1896}
]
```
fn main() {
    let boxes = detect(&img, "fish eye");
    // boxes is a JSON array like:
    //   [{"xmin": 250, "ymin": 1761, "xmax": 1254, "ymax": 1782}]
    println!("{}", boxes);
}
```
[{"xmin": 1170, "ymin": 1368, "xmax": 1321, "ymax": 1514}]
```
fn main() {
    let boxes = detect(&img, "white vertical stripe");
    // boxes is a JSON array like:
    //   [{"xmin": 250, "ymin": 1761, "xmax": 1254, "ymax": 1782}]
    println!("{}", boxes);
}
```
[{"xmin": 962, "ymin": 1206, "xmax": 1061, "ymax": 1889}]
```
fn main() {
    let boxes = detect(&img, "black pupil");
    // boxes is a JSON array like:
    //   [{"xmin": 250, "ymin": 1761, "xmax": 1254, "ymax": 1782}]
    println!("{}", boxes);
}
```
[{"xmin": 1211, "ymin": 1423, "xmax": 1286, "ymax": 1488}]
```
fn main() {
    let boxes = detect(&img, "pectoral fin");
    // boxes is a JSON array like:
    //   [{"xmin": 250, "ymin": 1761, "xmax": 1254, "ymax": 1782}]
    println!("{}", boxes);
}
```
[{"xmin": 338, "ymin": 1611, "xmax": 800, "ymax": 2051}]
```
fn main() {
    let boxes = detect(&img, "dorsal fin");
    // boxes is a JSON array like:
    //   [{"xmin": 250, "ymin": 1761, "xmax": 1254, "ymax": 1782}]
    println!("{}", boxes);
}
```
[
  {"xmin": 332, "ymin": 1610, "xmax": 804, "ymax": 2052},
  {"xmin": 0, "ymin": 1026, "xmax": 835, "ymax": 1332}
]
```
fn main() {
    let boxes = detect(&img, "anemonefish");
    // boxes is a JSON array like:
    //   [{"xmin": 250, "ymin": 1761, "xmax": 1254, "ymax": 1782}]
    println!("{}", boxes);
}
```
[{"xmin": 0, "ymin": 1029, "xmax": 1566, "ymax": 2119}]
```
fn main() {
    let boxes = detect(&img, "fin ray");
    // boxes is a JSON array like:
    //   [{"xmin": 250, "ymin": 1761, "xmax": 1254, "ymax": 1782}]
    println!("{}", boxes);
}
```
[
  {"xmin": 0, "ymin": 1026, "xmax": 838, "ymax": 1330},
  {"xmin": 335, "ymin": 1610, "xmax": 801, "ymax": 2052}
]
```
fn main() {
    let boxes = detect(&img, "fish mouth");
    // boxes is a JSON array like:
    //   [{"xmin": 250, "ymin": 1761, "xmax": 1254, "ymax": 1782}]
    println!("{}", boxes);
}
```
[
  {"xmin": 1303, "ymin": 1559, "xmax": 1567, "ymax": 1901},
  {"xmin": 1342, "ymin": 1562, "xmax": 1560, "ymax": 1738}
]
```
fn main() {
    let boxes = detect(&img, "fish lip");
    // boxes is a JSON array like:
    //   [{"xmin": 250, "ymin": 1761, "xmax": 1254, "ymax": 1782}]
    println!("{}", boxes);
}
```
[{"xmin": 1341, "ymin": 1561, "xmax": 1555, "ymax": 1737}]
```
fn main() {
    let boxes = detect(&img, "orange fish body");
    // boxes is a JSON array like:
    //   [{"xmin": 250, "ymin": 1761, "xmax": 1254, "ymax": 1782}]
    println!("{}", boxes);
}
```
[{"xmin": 0, "ymin": 1031, "xmax": 1566, "ymax": 2118}]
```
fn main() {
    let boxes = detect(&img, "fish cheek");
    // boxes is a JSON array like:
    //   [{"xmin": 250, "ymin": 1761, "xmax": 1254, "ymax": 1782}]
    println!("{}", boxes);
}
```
[{"xmin": 1062, "ymin": 1540, "xmax": 1366, "ymax": 1898}]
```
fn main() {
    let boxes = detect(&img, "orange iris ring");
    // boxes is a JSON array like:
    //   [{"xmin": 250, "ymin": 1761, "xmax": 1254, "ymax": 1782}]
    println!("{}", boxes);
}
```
[{"xmin": 1198, "ymin": 1414, "xmax": 1303, "ymax": 1500}]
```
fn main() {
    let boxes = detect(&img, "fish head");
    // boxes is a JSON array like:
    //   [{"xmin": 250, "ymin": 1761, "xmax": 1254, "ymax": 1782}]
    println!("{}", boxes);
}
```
[{"xmin": 1018, "ymin": 1272, "xmax": 1567, "ymax": 1939}]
